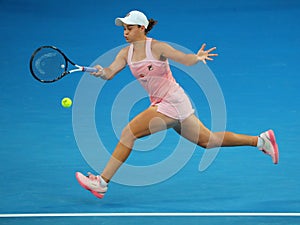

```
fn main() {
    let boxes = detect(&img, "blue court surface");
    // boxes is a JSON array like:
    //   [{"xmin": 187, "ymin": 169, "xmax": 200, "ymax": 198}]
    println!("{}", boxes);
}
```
[{"xmin": 1, "ymin": 0, "xmax": 300, "ymax": 224}]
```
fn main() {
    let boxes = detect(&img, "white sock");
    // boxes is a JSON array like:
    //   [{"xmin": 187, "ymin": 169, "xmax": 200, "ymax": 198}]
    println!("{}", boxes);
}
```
[
  {"xmin": 257, "ymin": 137, "xmax": 264, "ymax": 149},
  {"xmin": 99, "ymin": 176, "xmax": 108, "ymax": 187}
]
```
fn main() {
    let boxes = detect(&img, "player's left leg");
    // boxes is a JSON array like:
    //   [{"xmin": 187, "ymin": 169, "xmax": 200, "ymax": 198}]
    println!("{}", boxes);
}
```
[
  {"xmin": 173, "ymin": 114, "xmax": 257, "ymax": 149},
  {"xmin": 173, "ymin": 114, "xmax": 279, "ymax": 164}
]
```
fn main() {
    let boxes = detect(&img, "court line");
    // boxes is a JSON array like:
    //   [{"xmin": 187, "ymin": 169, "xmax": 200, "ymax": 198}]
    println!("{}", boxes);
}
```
[{"xmin": 1, "ymin": 213, "xmax": 300, "ymax": 218}]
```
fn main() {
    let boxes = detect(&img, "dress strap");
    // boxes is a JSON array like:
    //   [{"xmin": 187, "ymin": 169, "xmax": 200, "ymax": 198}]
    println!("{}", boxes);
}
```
[
  {"xmin": 128, "ymin": 38, "xmax": 154, "ymax": 64},
  {"xmin": 127, "ymin": 43, "xmax": 134, "ymax": 65},
  {"xmin": 145, "ymin": 38, "xmax": 156, "ymax": 60}
]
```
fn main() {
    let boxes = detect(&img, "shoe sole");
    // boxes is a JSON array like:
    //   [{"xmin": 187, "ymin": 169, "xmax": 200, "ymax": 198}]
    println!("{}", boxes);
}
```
[
  {"xmin": 268, "ymin": 130, "xmax": 279, "ymax": 164},
  {"xmin": 75, "ymin": 172, "xmax": 105, "ymax": 199}
]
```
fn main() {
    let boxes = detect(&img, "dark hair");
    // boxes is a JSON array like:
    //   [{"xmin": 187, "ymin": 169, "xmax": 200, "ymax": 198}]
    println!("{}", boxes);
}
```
[
  {"xmin": 146, "ymin": 19, "xmax": 157, "ymax": 34},
  {"xmin": 138, "ymin": 19, "xmax": 157, "ymax": 35}
]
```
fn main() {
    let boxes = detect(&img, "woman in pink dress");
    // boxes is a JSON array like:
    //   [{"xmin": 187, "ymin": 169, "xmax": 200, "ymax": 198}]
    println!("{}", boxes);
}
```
[{"xmin": 76, "ymin": 10, "xmax": 279, "ymax": 199}]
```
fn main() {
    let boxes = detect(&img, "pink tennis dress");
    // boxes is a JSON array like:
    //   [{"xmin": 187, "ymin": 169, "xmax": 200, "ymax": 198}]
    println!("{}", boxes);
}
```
[{"xmin": 127, "ymin": 38, "xmax": 194, "ymax": 122}]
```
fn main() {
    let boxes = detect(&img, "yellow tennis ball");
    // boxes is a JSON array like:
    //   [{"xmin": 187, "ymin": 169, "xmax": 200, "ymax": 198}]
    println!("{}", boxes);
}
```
[{"xmin": 61, "ymin": 97, "xmax": 72, "ymax": 108}]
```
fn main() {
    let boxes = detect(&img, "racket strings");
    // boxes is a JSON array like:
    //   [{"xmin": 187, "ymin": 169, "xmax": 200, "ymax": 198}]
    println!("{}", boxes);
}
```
[{"xmin": 31, "ymin": 47, "xmax": 67, "ymax": 82}]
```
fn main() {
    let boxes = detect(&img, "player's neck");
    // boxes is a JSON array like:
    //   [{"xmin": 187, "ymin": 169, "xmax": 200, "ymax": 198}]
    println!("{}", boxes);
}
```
[{"xmin": 132, "ymin": 36, "xmax": 147, "ymax": 47}]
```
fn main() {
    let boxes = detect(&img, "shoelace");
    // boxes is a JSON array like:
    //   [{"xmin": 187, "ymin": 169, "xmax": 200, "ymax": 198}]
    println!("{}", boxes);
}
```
[{"xmin": 87, "ymin": 172, "xmax": 100, "ymax": 183}]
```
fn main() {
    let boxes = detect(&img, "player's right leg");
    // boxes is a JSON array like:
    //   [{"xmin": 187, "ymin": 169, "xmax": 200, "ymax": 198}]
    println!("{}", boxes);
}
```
[
  {"xmin": 76, "ymin": 106, "xmax": 178, "ymax": 198},
  {"xmin": 100, "ymin": 105, "xmax": 178, "ymax": 182}
]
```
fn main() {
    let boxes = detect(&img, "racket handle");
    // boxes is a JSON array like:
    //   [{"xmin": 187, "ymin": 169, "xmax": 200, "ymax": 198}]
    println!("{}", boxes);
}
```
[{"xmin": 82, "ymin": 66, "xmax": 98, "ymax": 73}]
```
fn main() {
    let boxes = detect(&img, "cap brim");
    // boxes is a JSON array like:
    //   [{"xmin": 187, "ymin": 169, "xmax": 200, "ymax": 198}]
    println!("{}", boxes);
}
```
[
  {"xmin": 115, "ymin": 18, "xmax": 125, "ymax": 26},
  {"xmin": 115, "ymin": 17, "xmax": 141, "ymax": 27}
]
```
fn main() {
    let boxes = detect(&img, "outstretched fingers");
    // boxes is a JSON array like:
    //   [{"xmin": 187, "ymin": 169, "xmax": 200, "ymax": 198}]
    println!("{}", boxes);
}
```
[
  {"xmin": 207, "ymin": 46, "xmax": 217, "ymax": 53},
  {"xmin": 200, "ymin": 43, "xmax": 207, "ymax": 51},
  {"xmin": 206, "ymin": 47, "xmax": 218, "ymax": 59},
  {"xmin": 197, "ymin": 43, "xmax": 218, "ymax": 64}
]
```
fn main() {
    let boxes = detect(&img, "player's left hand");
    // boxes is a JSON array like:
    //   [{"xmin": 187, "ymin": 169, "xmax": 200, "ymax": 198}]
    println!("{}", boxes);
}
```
[{"xmin": 197, "ymin": 43, "xmax": 218, "ymax": 64}]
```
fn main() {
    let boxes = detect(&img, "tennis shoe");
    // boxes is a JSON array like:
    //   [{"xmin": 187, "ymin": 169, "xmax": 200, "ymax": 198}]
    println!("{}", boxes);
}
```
[
  {"xmin": 75, "ymin": 172, "xmax": 107, "ymax": 198},
  {"xmin": 259, "ymin": 130, "xmax": 279, "ymax": 164}
]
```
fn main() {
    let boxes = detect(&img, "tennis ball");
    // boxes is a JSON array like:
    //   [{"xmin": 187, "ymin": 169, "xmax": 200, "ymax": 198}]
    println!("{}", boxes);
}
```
[{"xmin": 61, "ymin": 97, "xmax": 72, "ymax": 108}]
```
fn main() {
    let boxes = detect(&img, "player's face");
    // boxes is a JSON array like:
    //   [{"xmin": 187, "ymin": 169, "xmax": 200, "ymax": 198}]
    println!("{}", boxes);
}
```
[{"xmin": 123, "ymin": 24, "xmax": 145, "ymax": 42}]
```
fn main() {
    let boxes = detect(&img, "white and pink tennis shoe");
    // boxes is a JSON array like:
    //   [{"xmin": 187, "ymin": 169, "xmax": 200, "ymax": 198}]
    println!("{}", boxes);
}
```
[
  {"xmin": 75, "ymin": 172, "xmax": 107, "ymax": 198},
  {"xmin": 259, "ymin": 130, "xmax": 279, "ymax": 164}
]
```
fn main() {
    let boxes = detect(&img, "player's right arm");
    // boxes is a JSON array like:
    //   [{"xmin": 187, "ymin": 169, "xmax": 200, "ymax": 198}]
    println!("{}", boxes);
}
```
[{"xmin": 91, "ymin": 47, "xmax": 128, "ymax": 80}]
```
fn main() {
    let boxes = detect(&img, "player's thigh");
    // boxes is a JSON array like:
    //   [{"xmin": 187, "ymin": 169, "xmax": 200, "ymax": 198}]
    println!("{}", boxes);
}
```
[
  {"xmin": 173, "ymin": 114, "xmax": 212, "ymax": 146},
  {"xmin": 125, "ymin": 106, "xmax": 178, "ymax": 139}
]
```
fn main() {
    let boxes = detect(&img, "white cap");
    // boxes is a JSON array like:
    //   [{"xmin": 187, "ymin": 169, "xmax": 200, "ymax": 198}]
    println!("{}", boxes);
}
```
[{"xmin": 115, "ymin": 10, "xmax": 149, "ymax": 29}]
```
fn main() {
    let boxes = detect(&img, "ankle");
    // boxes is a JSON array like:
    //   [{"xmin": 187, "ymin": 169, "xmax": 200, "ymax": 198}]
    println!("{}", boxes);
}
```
[
  {"xmin": 100, "ymin": 175, "xmax": 109, "ymax": 186},
  {"xmin": 256, "ymin": 136, "xmax": 264, "ymax": 149}
]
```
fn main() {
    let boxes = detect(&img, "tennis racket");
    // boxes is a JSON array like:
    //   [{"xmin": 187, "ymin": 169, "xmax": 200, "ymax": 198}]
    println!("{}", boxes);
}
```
[{"xmin": 29, "ymin": 46, "xmax": 98, "ymax": 83}]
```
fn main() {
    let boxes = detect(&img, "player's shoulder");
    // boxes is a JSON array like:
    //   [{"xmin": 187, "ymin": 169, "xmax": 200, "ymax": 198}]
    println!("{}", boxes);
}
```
[
  {"xmin": 151, "ymin": 38, "xmax": 164, "ymax": 46},
  {"xmin": 117, "ymin": 45, "xmax": 130, "ymax": 59},
  {"xmin": 120, "ymin": 45, "xmax": 130, "ymax": 53},
  {"xmin": 151, "ymin": 39, "xmax": 171, "ymax": 50}
]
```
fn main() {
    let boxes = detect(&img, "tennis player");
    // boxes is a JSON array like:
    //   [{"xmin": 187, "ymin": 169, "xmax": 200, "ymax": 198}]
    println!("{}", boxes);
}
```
[{"xmin": 76, "ymin": 10, "xmax": 279, "ymax": 198}]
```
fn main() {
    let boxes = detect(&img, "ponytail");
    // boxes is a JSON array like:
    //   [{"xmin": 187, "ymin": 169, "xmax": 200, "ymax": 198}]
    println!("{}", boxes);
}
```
[{"xmin": 145, "ymin": 19, "xmax": 158, "ymax": 34}]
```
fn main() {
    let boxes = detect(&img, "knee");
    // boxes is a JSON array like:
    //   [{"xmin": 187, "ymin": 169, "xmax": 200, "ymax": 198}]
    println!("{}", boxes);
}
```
[
  {"xmin": 119, "ymin": 125, "xmax": 137, "ymax": 146},
  {"xmin": 197, "ymin": 134, "xmax": 220, "ymax": 149},
  {"xmin": 198, "ymin": 141, "xmax": 211, "ymax": 149}
]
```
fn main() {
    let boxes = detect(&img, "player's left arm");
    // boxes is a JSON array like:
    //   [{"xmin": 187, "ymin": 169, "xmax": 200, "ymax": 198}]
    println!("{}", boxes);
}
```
[{"xmin": 155, "ymin": 41, "xmax": 218, "ymax": 66}]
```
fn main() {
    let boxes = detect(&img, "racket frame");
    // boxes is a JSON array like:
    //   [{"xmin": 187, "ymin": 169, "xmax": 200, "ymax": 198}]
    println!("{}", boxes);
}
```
[{"xmin": 29, "ymin": 45, "xmax": 96, "ymax": 83}]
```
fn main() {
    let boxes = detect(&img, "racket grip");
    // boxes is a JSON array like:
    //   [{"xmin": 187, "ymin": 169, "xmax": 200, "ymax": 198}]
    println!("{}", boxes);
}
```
[{"xmin": 82, "ymin": 66, "xmax": 98, "ymax": 73}]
